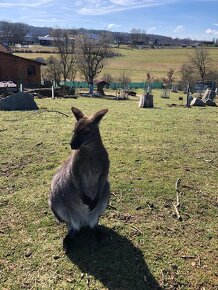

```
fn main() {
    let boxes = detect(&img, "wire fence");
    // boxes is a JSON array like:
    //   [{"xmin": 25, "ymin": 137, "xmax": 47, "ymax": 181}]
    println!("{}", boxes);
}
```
[{"xmin": 63, "ymin": 81, "xmax": 163, "ymax": 89}]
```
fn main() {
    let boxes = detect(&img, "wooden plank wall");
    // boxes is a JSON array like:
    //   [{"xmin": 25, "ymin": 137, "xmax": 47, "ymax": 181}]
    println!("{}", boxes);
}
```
[{"xmin": 0, "ymin": 52, "xmax": 41, "ymax": 85}]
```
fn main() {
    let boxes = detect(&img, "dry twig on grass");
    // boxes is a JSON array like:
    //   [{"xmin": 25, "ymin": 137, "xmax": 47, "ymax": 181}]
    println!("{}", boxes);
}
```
[
  {"xmin": 173, "ymin": 178, "xmax": 182, "ymax": 221},
  {"xmin": 38, "ymin": 109, "xmax": 69, "ymax": 117},
  {"xmin": 131, "ymin": 225, "xmax": 142, "ymax": 235},
  {"xmin": 108, "ymin": 204, "xmax": 117, "ymax": 210},
  {"xmin": 180, "ymin": 255, "xmax": 196, "ymax": 259}
]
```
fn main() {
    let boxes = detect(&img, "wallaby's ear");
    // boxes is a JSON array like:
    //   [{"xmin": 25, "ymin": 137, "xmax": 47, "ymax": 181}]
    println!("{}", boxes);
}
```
[
  {"xmin": 71, "ymin": 107, "xmax": 84, "ymax": 121},
  {"xmin": 93, "ymin": 109, "xmax": 108, "ymax": 124}
]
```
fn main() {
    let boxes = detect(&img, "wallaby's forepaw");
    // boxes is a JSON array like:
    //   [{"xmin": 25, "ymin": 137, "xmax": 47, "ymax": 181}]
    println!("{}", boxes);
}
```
[{"xmin": 89, "ymin": 197, "xmax": 99, "ymax": 211}]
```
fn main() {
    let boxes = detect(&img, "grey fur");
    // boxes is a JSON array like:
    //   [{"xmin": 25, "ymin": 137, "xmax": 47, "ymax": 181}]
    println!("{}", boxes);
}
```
[{"xmin": 48, "ymin": 107, "xmax": 110, "ymax": 233}]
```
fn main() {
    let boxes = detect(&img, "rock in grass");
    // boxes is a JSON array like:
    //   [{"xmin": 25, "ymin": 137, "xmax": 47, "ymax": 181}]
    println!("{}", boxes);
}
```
[
  {"xmin": 204, "ymin": 98, "xmax": 217, "ymax": 107},
  {"xmin": 190, "ymin": 97, "xmax": 205, "ymax": 107},
  {"xmin": 0, "ymin": 92, "xmax": 39, "ymax": 111},
  {"xmin": 24, "ymin": 249, "xmax": 32, "ymax": 257}
]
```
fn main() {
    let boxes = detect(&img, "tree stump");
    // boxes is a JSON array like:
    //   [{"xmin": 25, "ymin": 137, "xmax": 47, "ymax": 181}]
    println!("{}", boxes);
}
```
[{"xmin": 139, "ymin": 93, "xmax": 154, "ymax": 108}]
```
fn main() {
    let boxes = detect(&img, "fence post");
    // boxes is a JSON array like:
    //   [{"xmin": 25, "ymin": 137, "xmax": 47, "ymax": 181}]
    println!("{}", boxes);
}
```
[{"xmin": 51, "ymin": 85, "xmax": 54, "ymax": 99}]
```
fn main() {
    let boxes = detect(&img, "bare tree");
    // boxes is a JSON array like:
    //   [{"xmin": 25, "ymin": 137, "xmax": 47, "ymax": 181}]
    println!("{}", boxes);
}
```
[
  {"xmin": 189, "ymin": 47, "xmax": 211, "ymax": 81},
  {"xmin": 102, "ymin": 73, "xmax": 113, "ymax": 84},
  {"xmin": 162, "ymin": 68, "xmax": 176, "ymax": 87},
  {"xmin": 13, "ymin": 23, "xmax": 29, "ymax": 44},
  {"xmin": 130, "ymin": 28, "xmax": 149, "ymax": 48},
  {"xmin": 0, "ymin": 21, "xmax": 14, "ymax": 45},
  {"xmin": 43, "ymin": 56, "xmax": 62, "ymax": 86},
  {"xmin": 52, "ymin": 29, "xmax": 77, "ymax": 82},
  {"xmin": 117, "ymin": 71, "xmax": 131, "ymax": 89},
  {"xmin": 206, "ymin": 69, "xmax": 218, "ymax": 85},
  {"xmin": 180, "ymin": 63, "xmax": 197, "ymax": 88},
  {"xmin": 115, "ymin": 33, "xmax": 126, "ymax": 47},
  {"xmin": 75, "ymin": 33, "xmax": 112, "ymax": 94},
  {"xmin": 146, "ymin": 72, "xmax": 153, "ymax": 83},
  {"xmin": 0, "ymin": 21, "xmax": 29, "ymax": 45}
]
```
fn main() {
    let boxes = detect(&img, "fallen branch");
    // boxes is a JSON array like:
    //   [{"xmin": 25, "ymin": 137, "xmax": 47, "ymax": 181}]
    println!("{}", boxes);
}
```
[
  {"xmin": 173, "ymin": 204, "xmax": 182, "ymax": 221},
  {"xmin": 108, "ymin": 204, "xmax": 117, "ymax": 210},
  {"xmin": 175, "ymin": 178, "xmax": 181, "ymax": 204},
  {"xmin": 131, "ymin": 225, "xmax": 143, "ymax": 235},
  {"xmin": 195, "ymin": 252, "xmax": 201, "ymax": 267},
  {"xmin": 39, "ymin": 109, "xmax": 69, "ymax": 117},
  {"xmin": 180, "ymin": 255, "xmax": 196, "ymax": 259},
  {"xmin": 173, "ymin": 178, "xmax": 182, "ymax": 221}
]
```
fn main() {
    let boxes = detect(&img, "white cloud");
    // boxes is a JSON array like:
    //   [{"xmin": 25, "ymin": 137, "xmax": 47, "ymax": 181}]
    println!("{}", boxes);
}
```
[
  {"xmin": 147, "ymin": 26, "xmax": 157, "ymax": 33},
  {"xmin": 77, "ymin": 0, "xmax": 177, "ymax": 16},
  {"xmin": 214, "ymin": 23, "xmax": 218, "ymax": 26},
  {"xmin": 174, "ymin": 25, "xmax": 184, "ymax": 33},
  {"xmin": 206, "ymin": 28, "xmax": 218, "ymax": 35},
  {"xmin": 108, "ymin": 23, "xmax": 120, "ymax": 29},
  {"xmin": 0, "ymin": 0, "xmax": 54, "ymax": 8}
]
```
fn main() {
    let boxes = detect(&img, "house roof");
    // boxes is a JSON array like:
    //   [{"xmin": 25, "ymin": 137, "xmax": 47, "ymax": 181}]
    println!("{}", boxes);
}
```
[
  {"xmin": 0, "ymin": 42, "xmax": 12, "ymax": 53},
  {"xmin": 38, "ymin": 36, "xmax": 55, "ymax": 41},
  {"xmin": 94, "ymin": 79, "xmax": 110, "ymax": 85},
  {"xmin": 0, "ymin": 50, "xmax": 46, "ymax": 65}
]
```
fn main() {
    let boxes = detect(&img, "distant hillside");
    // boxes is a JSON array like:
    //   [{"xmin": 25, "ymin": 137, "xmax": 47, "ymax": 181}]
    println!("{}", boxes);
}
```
[
  {"xmin": 0, "ymin": 21, "xmax": 52, "ymax": 37},
  {"xmin": 27, "ymin": 26, "xmax": 196, "ymax": 46},
  {"xmin": 28, "ymin": 25, "xmax": 52, "ymax": 36},
  {"xmin": 0, "ymin": 21, "xmax": 197, "ymax": 46}
]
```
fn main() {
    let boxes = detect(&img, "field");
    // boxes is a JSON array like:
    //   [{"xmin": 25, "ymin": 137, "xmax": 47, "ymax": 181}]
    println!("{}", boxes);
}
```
[
  {"xmin": 14, "ymin": 46, "xmax": 218, "ymax": 82},
  {"xmin": 0, "ymin": 92, "xmax": 218, "ymax": 289}
]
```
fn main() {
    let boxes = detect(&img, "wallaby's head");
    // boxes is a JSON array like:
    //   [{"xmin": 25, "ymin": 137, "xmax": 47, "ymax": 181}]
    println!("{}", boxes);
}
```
[{"xmin": 70, "ymin": 107, "xmax": 108, "ymax": 150}]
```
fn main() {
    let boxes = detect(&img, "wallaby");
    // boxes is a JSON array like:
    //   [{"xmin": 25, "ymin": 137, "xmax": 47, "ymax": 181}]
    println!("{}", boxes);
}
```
[{"xmin": 48, "ymin": 107, "xmax": 110, "ymax": 245}]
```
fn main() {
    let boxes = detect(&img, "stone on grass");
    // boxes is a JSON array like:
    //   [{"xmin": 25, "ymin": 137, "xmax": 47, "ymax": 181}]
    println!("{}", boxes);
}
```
[
  {"xmin": 202, "ymin": 89, "xmax": 216, "ymax": 101},
  {"xmin": 190, "ymin": 97, "xmax": 205, "ymax": 107},
  {"xmin": 204, "ymin": 98, "xmax": 217, "ymax": 107},
  {"xmin": 0, "ymin": 92, "xmax": 39, "ymax": 111}
]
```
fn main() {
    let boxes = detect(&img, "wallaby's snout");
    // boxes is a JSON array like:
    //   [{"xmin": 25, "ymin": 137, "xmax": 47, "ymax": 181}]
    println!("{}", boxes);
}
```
[
  {"xmin": 70, "ymin": 127, "xmax": 91, "ymax": 150},
  {"xmin": 70, "ymin": 133, "xmax": 81, "ymax": 150}
]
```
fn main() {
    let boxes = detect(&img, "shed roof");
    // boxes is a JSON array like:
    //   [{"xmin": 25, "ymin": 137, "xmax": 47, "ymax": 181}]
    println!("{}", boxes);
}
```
[
  {"xmin": 0, "ymin": 42, "xmax": 12, "ymax": 53},
  {"xmin": 38, "ymin": 36, "xmax": 55, "ymax": 41},
  {"xmin": 0, "ymin": 51, "xmax": 46, "ymax": 66},
  {"xmin": 94, "ymin": 79, "xmax": 110, "ymax": 85}
]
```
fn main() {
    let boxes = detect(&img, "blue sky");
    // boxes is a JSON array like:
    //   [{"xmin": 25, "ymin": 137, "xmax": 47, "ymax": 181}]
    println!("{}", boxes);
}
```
[{"xmin": 0, "ymin": 0, "xmax": 218, "ymax": 40}]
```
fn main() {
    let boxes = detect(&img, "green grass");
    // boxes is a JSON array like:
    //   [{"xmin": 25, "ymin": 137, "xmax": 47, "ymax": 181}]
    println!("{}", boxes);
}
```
[
  {"xmin": 102, "ymin": 47, "xmax": 218, "ymax": 81},
  {"xmin": 15, "ymin": 46, "xmax": 218, "ymax": 82},
  {"xmin": 0, "ymin": 93, "xmax": 218, "ymax": 289}
]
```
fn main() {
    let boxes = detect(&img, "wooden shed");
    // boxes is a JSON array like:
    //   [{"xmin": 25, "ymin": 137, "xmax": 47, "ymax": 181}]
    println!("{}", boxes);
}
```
[{"xmin": 0, "ymin": 51, "xmax": 46, "ymax": 86}]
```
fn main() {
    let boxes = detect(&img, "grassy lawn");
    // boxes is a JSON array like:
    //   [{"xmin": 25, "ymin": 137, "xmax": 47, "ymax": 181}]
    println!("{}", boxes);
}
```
[
  {"xmin": 102, "ymin": 47, "xmax": 218, "ymax": 81},
  {"xmin": 0, "ymin": 92, "xmax": 218, "ymax": 289},
  {"xmin": 14, "ymin": 47, "xmax": 218, "ymax": 82}
]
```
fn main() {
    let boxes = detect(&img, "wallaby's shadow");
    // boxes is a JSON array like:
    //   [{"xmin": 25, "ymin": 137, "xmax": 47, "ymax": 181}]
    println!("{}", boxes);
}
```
[{"xmin": 65, "ymin": 226, "xmax": 162, "ymax": 290}]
